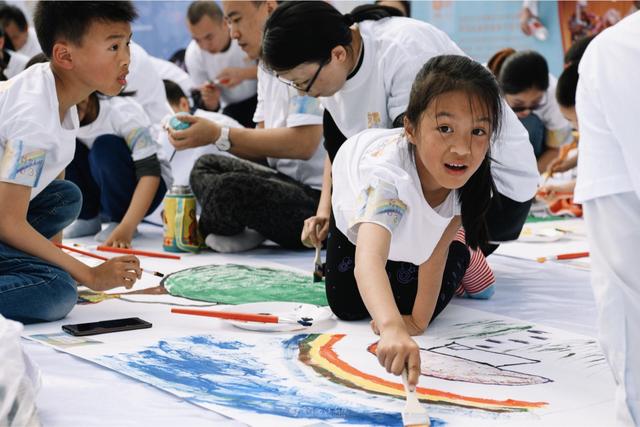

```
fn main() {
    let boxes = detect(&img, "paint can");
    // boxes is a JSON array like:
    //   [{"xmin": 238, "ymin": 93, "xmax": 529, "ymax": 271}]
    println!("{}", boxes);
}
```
[{"xmin": 162, "ymin": 185, "xmax": 201, "ymax": 253}]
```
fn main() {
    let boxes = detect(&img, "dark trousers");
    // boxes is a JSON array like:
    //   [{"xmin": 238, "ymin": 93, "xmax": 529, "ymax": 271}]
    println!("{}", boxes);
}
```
[
  {"xmin": 190, "ymin": 154, "xmax": 321, "ymax": 250},
  {"xmin": 66, "ymin": 135, "xmax": 166, "ymax": 222},
  {"xmin": 324, "ymin": 216, "xmax": 469, "ymax": 321},
  {"xmin": 0, "ymin": 180, "xmax": 81, "ymax": 324},
  {"xmin": 222, "ymin": 95, "xmax": 258, "ymax": 129}
]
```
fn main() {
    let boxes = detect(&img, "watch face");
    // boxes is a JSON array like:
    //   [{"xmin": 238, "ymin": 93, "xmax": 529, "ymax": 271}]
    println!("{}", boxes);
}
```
[
  {"xmin": 216, "ymin": 138, "xmax": 231, "ymax": 151},
  {"xmin": 216, "ymin": 128, "xmax": 231, "ymax": 151}
]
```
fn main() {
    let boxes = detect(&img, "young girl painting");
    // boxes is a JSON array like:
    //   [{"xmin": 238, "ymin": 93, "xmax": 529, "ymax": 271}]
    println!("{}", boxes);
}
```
[{"xmin": 329, "ymin": 55, "xmax": 502, "ymax": 387}]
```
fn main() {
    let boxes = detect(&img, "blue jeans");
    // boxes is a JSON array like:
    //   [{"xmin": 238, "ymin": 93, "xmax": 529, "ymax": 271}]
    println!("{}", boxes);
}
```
[
  {"xmin": 0, "ymin": 180, "xmax": 82, "ymax": 324},
  {"xmin": 66, "ymin": 135, "xmax": 166, "ymax": 221}
]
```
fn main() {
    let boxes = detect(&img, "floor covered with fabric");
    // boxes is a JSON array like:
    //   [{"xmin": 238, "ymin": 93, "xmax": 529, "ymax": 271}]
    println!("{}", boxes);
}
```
[{"xmin": 21, "ymin": 218, "xmax": 607, "ymax": 426}]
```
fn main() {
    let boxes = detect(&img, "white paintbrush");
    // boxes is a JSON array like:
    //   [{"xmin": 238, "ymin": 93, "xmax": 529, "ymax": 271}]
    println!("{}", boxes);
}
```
[{"xmin": 401, "ymin": 368, "xmax": 430, "ymax": 427}]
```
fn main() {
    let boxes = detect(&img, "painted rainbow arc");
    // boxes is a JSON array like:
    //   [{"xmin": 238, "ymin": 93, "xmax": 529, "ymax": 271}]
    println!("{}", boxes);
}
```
[{"xmin": 298, "ymin": 334, "xmax": 548, "ymax": 413}]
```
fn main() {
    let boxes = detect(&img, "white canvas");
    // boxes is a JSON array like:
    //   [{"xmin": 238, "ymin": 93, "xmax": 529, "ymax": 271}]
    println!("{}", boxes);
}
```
[{"xmin": 28, "ymin": 306, "xmax": 615, "ymax": 426}]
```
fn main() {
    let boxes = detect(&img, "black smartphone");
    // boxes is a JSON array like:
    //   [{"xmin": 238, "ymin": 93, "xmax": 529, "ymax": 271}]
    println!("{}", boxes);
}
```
[{"xmin": 62, "ymin": 317, "xmax": 152, "ymax": 336}]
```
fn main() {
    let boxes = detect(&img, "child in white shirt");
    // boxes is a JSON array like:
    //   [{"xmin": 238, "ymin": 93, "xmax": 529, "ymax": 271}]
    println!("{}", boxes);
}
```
[
  {"xmin": 0, "ymin": 2, "xmax": 142, "ymax": 324},
  {"xmin": 64, "ymin": 92, "xmax": 171, "ymax": 247},
  {"xmin": 329, "ymin": 55, "xmax": 503, "ymax": 388}
]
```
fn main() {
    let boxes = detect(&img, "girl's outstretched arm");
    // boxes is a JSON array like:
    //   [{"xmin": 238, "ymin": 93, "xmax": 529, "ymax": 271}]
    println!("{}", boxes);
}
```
[{"xmin": 354, "ymin": 222, "xmax": 421, "ymax": 387}]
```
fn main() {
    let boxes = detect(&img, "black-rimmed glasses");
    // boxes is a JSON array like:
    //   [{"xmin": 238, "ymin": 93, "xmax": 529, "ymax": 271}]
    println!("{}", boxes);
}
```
[
  {"xmin": 277, "ymin": 58, "xmax": 328, "ymax": 93},
  {"xmin": 510, "ymin": 93, "xmax": 548, "ymax": 113}
]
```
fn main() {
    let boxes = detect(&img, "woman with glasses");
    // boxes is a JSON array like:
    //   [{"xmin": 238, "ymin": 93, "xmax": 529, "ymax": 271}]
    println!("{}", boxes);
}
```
[
  {"xmin": 488, "ymin": 49, "xmax": 573, "ymax": 173},
  {"xmin": 260, "ymin": 2, "xmax": 538, "ymax": 287}
]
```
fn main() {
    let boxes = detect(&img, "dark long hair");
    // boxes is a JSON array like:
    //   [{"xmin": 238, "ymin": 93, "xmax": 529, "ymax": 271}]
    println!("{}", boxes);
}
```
[
  {"xmin": 405, "ymin": 55, "xmax": 502, "ymax": 249},
  {"xmin": 261, "ymin": 1, "xmax": 402, "ymax": 72}
]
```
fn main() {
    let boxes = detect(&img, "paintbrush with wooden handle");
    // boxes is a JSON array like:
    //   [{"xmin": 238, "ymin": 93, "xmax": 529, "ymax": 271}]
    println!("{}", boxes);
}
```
[{"xmin": 401, "ymin": 368, "xmax": 430, "ymax": 427}]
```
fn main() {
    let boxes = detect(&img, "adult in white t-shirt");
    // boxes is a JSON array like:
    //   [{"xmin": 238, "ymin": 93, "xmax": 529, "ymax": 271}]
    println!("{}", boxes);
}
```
[
  {"xmin": 166, "ymin": 1, "xmax": 325, "ymax": 253},
  {"xmin": 184, "ymin": 1, "xmax": 257, "ymax": 128},
  {"xmin": 260, "ymin": 2, "xmax": 538, "ymax": 252},
  {"xmin": 487, "ymin": 48, "xmax": 573, "ymax": 172},
  {"xmin": 65, "ymin": 94, "xmax": 172, "ymax": 246},
  {"xmin": 0, "ymin": 6, "xmax": 42, "ymax": 58},
  {"xmin": 574, "ymin": 12, "xmax": 640, "ymax": 426}
]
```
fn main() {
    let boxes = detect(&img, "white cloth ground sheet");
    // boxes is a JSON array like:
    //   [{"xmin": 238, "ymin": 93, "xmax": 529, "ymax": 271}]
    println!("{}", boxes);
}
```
[{"xmin": 21, "ymin": 220, "xmax": 605, "ymax": 426}]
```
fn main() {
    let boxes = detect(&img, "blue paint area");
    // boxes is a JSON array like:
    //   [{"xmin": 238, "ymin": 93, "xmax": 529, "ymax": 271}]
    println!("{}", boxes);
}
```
[{"xmin": 99, "ymin": 334, "xmax": 444, "ymax": 426}]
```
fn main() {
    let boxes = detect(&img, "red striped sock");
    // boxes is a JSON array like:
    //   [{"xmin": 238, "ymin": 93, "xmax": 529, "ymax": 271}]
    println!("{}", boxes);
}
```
[{"xmin": 454, "ymin": 229, "xmax": 495, "ymax": 297}]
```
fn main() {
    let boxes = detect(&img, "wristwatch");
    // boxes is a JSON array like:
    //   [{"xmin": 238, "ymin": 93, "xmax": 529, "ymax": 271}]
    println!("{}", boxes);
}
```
[{"xmin": 214, "ymin": 126, "xmax": 231, "ymax": 151}]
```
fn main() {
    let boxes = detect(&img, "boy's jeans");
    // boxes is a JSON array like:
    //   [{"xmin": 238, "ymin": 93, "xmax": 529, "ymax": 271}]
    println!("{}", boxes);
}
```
[{"xmin": 0, "ymin": 180, "xmax": 81, "ymax": 324}]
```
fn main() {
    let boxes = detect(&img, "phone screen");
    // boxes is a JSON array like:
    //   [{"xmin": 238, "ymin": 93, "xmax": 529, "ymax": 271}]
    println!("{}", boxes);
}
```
[{"xmin": 62, "ymin": 317, "xmax": 152, "ymax": 336}]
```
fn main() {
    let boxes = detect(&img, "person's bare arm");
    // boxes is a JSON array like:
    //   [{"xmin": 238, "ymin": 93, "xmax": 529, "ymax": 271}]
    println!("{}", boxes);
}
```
[
  {"xmin": 0, "ymin": 181, "xmax": 141, "ymax": 291},
  {"xmin": 537, "ymin": 147, "xmax": 560, "ymax": 174},
  {"xmin": 216, "ymin": 65, "xmax": 258, "ymax": 88},
  {"xmin": 167, "ymin": 115, "xmax": 322, "ymax": 162},
  {"xmin": 354, "ymin": 222, "xmax": 421, "ymax": 387},
  {"xmin": 301, "ymin": 154, "xmax": 332, "ymax": 247},
  {"xmin": 103, "ymin": 175, "xmax": 161, "ymax": 248}
]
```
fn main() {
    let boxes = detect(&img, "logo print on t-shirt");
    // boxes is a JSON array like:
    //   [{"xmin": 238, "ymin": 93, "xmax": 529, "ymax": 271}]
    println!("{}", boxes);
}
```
[
  {"xmin": 0, "ymin": 140, "xmax": 46, "ymax": 187},
  {"xmin": 367, "ymin": 112, "xmax": 382, "ymax": 129}
]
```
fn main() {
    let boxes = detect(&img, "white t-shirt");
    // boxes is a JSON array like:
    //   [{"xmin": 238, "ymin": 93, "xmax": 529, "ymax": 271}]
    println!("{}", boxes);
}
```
[
  {"xmin": 150, "ymin": 56, "xmax": 194, "ymax": 98},
  {"xmin": 77, "ymin": 96, "xmax": 172, "ymax": 189},
  {"xmin": 0, "ymin": 63, "xmax": 78, "ymax": 200},
  {"xmin": 531, "ymin": 74, "xmax": 573, "ymax": 148},
  {"xmin": 3, "ymin": 49, "xmax": 28, "ymax": 79},
  {"xmin": 127, "ymin": 42, "xmax": 173, "ymax": 125},
  {"xmin": 160, "ymin": 109, "xmax": 243, "ymax": 186},
  {"xmin": 574, "ymin": 12, "xmax": 640, "ymax": 203},
  {"xmin": 16, "ymin": 27, "xmax": 41, "ymax": 59},
  {"xmin": 320, "ymin": 17, "xmax": 538, "ymax": 203},
  {"xmin": 185, "ymin": 39, "xmax": 257, "ymax": 107},
  {"xmin": 332, "ymin": 128, "xmax": 459, "ymax": 265},
  {"xmin": 253, "ymin": 65, "xmax": 325, "ymax": 190}
]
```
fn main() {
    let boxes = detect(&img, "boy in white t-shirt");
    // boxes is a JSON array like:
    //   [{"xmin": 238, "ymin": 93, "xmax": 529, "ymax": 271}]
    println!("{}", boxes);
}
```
[
  {"xmin": 62, "ymin": 92, "xmax": 172, "ymax": 247},
  {"xmin": 184, "ymin": 1, "xmax": 257, "ymax": 128},
  {"xmin": 166, "ymin": 1, "xmax": 325, "ymax": 253},
  {"xmin": 0, "ymin": 2, "xmax": 142, "ymax": 324}
]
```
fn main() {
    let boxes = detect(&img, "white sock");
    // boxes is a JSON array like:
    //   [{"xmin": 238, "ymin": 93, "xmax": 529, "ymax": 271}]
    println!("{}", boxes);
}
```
[
  {"xmin": 64, "ymin": 217, "xmax": 101, "ymax": 238},
  {"xmin": 205, "ymin": 228, "xmax": 265, "ymax": 253},
  {"xmin": 94, "ymin": 222, "xmax": 140, "ymax": 242}
]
